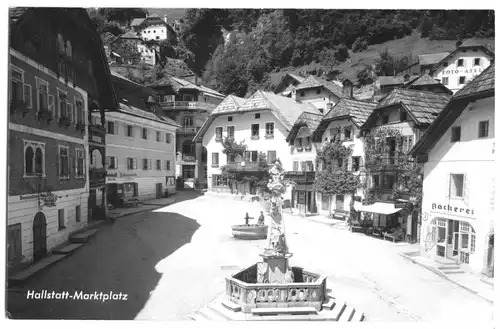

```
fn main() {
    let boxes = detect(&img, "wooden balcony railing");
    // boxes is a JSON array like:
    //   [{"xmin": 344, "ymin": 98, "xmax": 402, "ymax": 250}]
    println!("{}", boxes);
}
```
[
  {"xmin": 225, "ymin": 161, "xmax": 266, "ymax": 172},
  {"xmin": 284, "ymin": 171, "xmax": 315, "ymax": 183},
  {"xmin": 177, "ymin": 126, "xmax": 201, "ymax": 135},
  {"xmin": 159, "ymin": 101, "xmax": 216, "ymax": 111}
]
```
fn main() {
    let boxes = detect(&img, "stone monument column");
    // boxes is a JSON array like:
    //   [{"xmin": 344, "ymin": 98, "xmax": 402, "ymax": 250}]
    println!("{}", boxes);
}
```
[{"xmin": 257, "ymin": 161, "xmax": 294, "ymax": 284}]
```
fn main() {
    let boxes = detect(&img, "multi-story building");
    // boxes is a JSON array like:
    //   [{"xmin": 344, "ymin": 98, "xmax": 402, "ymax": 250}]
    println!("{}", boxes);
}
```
[
  {"xmin": 273, "ymin": 72, "xmax": 306, "ymax": 96},
  {"xmin": 358, "ymin": 88, "xmax": 451, "ymax": 243},
  {"xmin": 149, "ymin": 75, "xmax": 225, "ymax": 188},
  {"xmin": 194, "ymin": 91, "xmax": 320, "ymax": 198},
  {"xmin": 290, "ymin": 75, "xmax": 344, "ymax": 114},
  {"xmin": 312, "ymin": 95, "xmax": 377, "ymax": 218},
  {"xmin": 410, "ymin": 65, "xmax": 495, "ymax": 276},
  {"xmin": 7, "ymin": 8, "xmax": 118, "ymax": 267},
  {"xmin": 430, "ymin": 40, "xmax": 494, "ymax": 94},
  {"xmin": 284, "ymin": 112, "xmax": 322, "ymax": 214},
  {"xmin": 104, "ymin": 71, "xmax": 179, "ymax": 206},
  {"xmin": 110, "ymin": 32, "xmax": 159, "ymax": 66},
  {"xmin": 130, "ymin": 14, "xmax": 176, "ymax": 42}
]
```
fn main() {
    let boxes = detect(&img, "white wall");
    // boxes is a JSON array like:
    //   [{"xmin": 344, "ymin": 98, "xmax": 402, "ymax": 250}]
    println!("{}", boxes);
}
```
[
  {"xmin": 204, "ymin": 110, "xmax": 291, "ymax": 190},
  {"xmin": 141, "ymin": 25, "xmax": 168, "ymax": 41},
  {"xmin": 420, "ymin": 96, "xmax": 495, "ymax": 273},
  {"xmin": 432, "ymin": 48, "xmax": 493, "ymax": 94},
  {"xmin": 292, "ymin": 88, "xmax": 339, "ymax": 113}
]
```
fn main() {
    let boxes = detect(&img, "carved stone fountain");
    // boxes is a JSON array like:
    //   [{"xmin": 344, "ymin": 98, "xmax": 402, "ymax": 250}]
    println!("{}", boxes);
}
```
[{"xmin": 190, "ymin": 161, "xmax": 365, "ymax": 321}]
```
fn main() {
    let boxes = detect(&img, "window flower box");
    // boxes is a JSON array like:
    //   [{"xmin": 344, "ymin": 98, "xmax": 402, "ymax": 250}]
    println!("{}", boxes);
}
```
[
  {"xmin": 58, "ymin": 117, "xmax": 71, "ymax": 127},
  {"xmin": 305, "ymin": 145, "xmax": 312, "ymax": 151},
  {"xmin": 264, "ymin": 134, "xmax": 274, "ymax": 139},
  {"xmin": 38, "ymin": 108, "xmax": 54, "ymax": 123},
  {"xmin": 250, "ymin": 135, "xmax": 260, "ymax": 140},
  {"xmin": 296, "ymin": 146, "xmax": 303, "ymax": 152},
  {"xmin": 10, "ymin": 99, "xmax": 30, "ymax": 116}
]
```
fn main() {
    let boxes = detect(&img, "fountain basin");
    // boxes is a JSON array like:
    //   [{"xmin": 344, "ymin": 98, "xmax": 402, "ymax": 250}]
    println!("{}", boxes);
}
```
[
  {"xmin": 226, "ymin": 263, "xmax": 327, "ymax": 313},
  {"xmin": 231, "ymin": 225, "xmax": 268, "ymax": 240}
]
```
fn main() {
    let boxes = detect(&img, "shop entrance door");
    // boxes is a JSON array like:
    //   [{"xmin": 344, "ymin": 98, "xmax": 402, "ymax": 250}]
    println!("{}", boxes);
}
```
[{"xmin": 335, "ymin": 194, "xmax": 344, "ymax": 211}]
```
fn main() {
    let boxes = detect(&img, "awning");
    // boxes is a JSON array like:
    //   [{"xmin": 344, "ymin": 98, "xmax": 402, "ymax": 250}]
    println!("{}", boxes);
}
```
[{"xmin": 353, "ymin": 201, "xmax": 404, "ymax": 215}]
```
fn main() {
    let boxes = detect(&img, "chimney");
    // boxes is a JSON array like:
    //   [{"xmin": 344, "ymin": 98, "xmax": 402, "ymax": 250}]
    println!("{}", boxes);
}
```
[
  {"xmin": 342, "ymin": 79, "xmax": 353, "ymax": 99},
  {"xmin": 164, "ymin": 15, "xmax": 168, "ymax": 24}
]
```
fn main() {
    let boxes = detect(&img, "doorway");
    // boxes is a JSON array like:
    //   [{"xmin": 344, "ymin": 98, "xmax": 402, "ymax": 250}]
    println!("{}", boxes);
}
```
[
  {"xmin": 335, "ymin": 194, "xmax": 344, "ymax": 211},
  {"xmin": 156, "ymin": 183, "xmax": 163, "ymax": 198},
  {"xmin": 432, "ymin": 218, "xmax": 475, "ymax": 264},
  {"xmin": 33, "ymin": 212, "xmax": 47, "ymax": 262}
]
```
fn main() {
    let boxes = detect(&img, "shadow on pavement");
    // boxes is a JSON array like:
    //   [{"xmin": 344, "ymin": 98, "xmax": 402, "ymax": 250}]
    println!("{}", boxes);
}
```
[
  {"xmin": 6, "ymin": 211, "xmax": 201, "ymax": 320},
  {"xmin": 173, "ymin": 189, "xmax": 206, "ymax": 203}
]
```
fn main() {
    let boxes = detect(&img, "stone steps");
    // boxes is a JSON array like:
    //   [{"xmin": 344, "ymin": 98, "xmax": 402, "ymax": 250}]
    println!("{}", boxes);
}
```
[
  {"xmin": 70, "ymin": 228, "xmax": 99, "ymax": 243},
  {"xmin": 52, "ymin": 243, "xmax": 85, "ymax": 255}
]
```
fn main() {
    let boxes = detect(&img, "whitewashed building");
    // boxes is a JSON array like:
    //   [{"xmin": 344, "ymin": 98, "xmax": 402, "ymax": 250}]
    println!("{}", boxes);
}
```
[
  {"xmin": 430, "ymin": 40, "xmax": 494, "ymax": 94},
  {"xmin": 411, "ymin": 64, "xmax": 495, "ymax": 276},
  {"xmin": 194, "ymin": 91, "xmax": 320, "ymax": 199},
  {"xmin": 290, "ymin": 75, "xmax": 343, "ymax": 114},
  {"xmin": 312, "ymin": 97, "xmax": 377, "ymax": 217}
]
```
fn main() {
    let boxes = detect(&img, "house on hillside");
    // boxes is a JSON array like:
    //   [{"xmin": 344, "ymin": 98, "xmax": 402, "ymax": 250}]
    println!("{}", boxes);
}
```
[
  {"xmin": 148, "ymin": 76, "xmax": 226, "ymax": 188},
  {"xmin": 284, "ymin": 112, "xmax": 323, "ymax": 215},
  {"xmin": 429, "ymin": 40, "xmax": 494, "ymax": 94},
  {"xmin": 105, "ymin": 71, "xmax": 179, "ymax": 207},
  {"xmin": 410, "ymin": 64, "xmax": 495, "ymax": 277},
  {"xmin": 312, "ymin": 97, "xmax": 377, "ymax": 219},
  {"xmin": 357, "ymin": 88, "xmax": 451, "ymax": 243},
  {"xmin": 110, "ymin": 32, "xmax": 159, "ymax": 66},
  {"xmin": 291, "ymin": 75, "xmax": 344, "ymax": 114},
  {"xmin": 402, "ymin": 73, "xmax": 453, "ymax": 95},
  {"xmin": 8, "ymin": 8, "xmax": 119, "ymax": 268},
  {"xmin": 130, "ymin": 14, "xmax": 176, "ymax": 42},
  {"xmin": 398, "ymin": 52, "xmax": 450, "ymax": 76},
  {"xmin": 273, "ymin": 72, "xmax": 306, "ymax": 96},
  {"xmin": 194, "ymin": 91, "xmax": 320, "ymax": 201}
]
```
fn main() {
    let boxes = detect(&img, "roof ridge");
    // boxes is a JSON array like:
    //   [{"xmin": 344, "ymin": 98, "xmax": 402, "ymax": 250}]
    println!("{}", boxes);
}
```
[{"xmin": 392, "ymin": 87, "xmax": 450, "ymax": 97}]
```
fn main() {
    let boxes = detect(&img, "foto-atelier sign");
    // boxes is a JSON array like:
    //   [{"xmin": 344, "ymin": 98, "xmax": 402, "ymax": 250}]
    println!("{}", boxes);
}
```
[{"xmin": 442, "ymin": 67, "xmax": 483, "ymax": 76}]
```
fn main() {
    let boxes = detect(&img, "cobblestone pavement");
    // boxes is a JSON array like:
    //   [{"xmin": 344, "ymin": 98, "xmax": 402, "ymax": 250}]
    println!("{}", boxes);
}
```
[{"xmin": 7, "ymin": 192, "xmax": 494, "ymax": 323}]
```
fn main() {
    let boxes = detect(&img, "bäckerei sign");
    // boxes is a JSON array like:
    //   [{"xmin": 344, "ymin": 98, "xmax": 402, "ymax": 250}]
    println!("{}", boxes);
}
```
[{"xmin": 431, "ymin": 202, "xmax": 475, "ymax": 218}]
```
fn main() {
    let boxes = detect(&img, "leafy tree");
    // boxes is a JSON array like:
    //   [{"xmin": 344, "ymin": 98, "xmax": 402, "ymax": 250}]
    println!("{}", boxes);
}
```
[{"xmin": 351, "ymin": 37, "xmax": 368, "ymax": 53}]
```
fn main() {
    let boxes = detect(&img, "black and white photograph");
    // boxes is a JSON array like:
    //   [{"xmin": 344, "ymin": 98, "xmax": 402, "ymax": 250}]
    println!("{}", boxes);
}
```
[{"xmin": 3, "ymin": 4, "xmax": 496, "ymax": 323}]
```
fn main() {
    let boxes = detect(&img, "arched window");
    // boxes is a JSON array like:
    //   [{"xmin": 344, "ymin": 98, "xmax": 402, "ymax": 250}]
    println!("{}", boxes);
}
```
[
  {"xmin": 65, "ymin": 40, "xmax": 72, "ymax": 58},
  {"xmin": 25, "ymin": 146, "xmax": 34, "ymax": 175},
  {"xmin": 57, "ymin": 34, "xmax": 65, "ymax": 54},
  {"xmin": 35, "ymin": 148, "xmax": 43, "ymax": 174},
  {"xmin": 92, "ymin": 149, "xmax": 103, "ymax": 169}
]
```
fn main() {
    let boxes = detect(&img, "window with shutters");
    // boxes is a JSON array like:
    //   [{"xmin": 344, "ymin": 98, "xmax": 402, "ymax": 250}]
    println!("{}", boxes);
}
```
[
  {"xmin": 24, "ymin": 141, "xmax": 45, "ymax": 177},
  {"xmin": 156, "ymin": 131, "xmax": 161, "ymax": 142},
  {"xmin": 58, "ymin": 90, "xmax": 68, "ymax": 118},
  {"xmin": 267, "ymin": 150, "xmax": 277, "ymax": 164},
  {"xmin": 265, "ymin": 122, "xmax": 274, "ymax": 137},
  {"xmin": 450, "ymin": 173, "xmax": 464, "ymax": 198},
  {"xmin": 165, "ymin": 160, "xmax": 171, "ymax": 170},
  {"xmin": 107, "ymin": 156, "xmax": 118, "ymax": 169},
  {"xmin": 442, "ymin": 77, "xmax": 449, "ymax": 85},
  {"xmin": 126, "ymin": 125, "xmax": 134, "ymax": 137},
  {"xmin": 67, "ymin": 102, "xmax": 74, "ymax": 123},
  {"xmin": 58, "ymin": 146, "xmax": 70, "ymax": 178},
  {"xmin": 142, "ymin": 158, "xmax": 152, "ymax": 170},
  {"xmin": 212, "ymin": 153, "xmax": 219, "ymax": 167},
  {"xmin": 7, "ymin": 224, "xmax": 22, "ymax": 262},
  {"xmin": 127, "ymin": 157, "xmax": 137, "ymax": 170},
  {"xmin": 10, "ymin": 65, "xmax": 25, "ymax": 104},
  {"xmin": 245, "ymin": 151, "xmax": 258, "ymax": 162},
  {"xmin": 215, "ymin": 127, "xmax": 223, "ymax": 141},
  {"xmin": 76, "ymin": 149, "xmax": 85, "ymax": 178},
  {"xmin": 36, "ymin": 78, "xmax": 49, "ymax": 113},
  {"xmin": 75, "ymin": 99, "xmax": 85, "ymax": 125},
  {"xmin": 156, "ymin": 159, "xmax": 161, "ymax": 170},
  {"xmin": 227, "ymin": 126, "xmax": 235, "ymax": 139},
  {"xmin": 293, "ymin": 161, "xmax": 299, "ymax": 171}
]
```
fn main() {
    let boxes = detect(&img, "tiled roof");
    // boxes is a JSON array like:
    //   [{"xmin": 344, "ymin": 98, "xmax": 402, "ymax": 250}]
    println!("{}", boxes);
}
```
[
  {"xmin": 130, "ymin": 18, "xmax": 146, "ymax": 26},
  {"xmin": 193, "ymin": 91, "xmax": 320, "ymax": 142},
  {"xmin": 147, "ymin": 76, "xmax": 173, "ymax": 87},
  {"xmin": 410, "ymin": 64, "xmax": 495, "ymax": 158},
  {"xmin": 418, "ymin": 52, "xmax": 450, "ymax": 66},
  {"xmin": 430, "ymin": 41, "xmax": 495, "ymax": 73},
  {"xmin": 294, "ymin": 76, "xmax": 343, "ymax": 98},
  {"xmin": 294, "ymin": 111, "xmax": 323, "ymax": 131},
  {"xmin": 403, "ymin": 74, "xmax": 441, "ymax": 87},
  {"xmin": 375, "ymin": 88, "xmax": 451, "ymax": 126},
  {"xmin": 118, "ymin": 103, "xmax": 179, "ymax": 127},
  {"xmin": 378, "ymin": 75, "xmax": 418, "ymax": 86},
  {"xmin": 322, "ymin": 98, "xmax": 377, "ymax": 128},
  {"xmin": 454, "ymin": 64, "xmax": 495, "ymax": 99},
  {"xmin": 169, "ymin": 76, "xmax": 225, "ymax": 98},
  {"xmin": 119, "ymin": 31, "xmax": 141, "ymax": 39}
]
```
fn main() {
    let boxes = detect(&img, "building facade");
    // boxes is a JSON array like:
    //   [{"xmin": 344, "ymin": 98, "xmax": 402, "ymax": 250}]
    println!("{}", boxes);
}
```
[
  {"xmin": 430, "ymin": 41, "xmax": 494, "ymax": 94},
  {"xmin": 150, "ymin": 76, "xmax": 225, "ymax": 188},
  {"xmin": 195, "ymin": 91, "xmax": 320, "ymax": 198},
  {"xmin": 291, "ymin": 75, "xmax": 343, "ymax": 114},
  {"xmin": 7, "ymin": 8, "xmax": 118, "ymax": 267},
  {"xmin": 131, "ymin": 14, "xmax": 176, "ymax": 42},
  {"xmin": 358, "ymin": 88, "xmax": 451, "ymax": 243},
  {"xmin": 411, "ymin": 65, "xmax": 495, "ymax": 276},
  {"xmin": 105, "ymin": 72, "xmax": 179, "ymax": 206},
  {"xmin": 312, "ymin": 98, "xmax": 377, "ymax": 218}
]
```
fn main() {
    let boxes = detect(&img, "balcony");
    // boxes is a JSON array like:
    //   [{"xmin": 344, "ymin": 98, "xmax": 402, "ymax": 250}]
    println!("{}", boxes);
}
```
[
  {"xmin": 284, "ymin": 171, "xmax": 315, "ymax": 184},
  {"xmin": 366, "ymin": 154, "xmax": 399, "ymax": 169},
  {"xmin": 90, "ymin": 124, "xmax": 106, "ymax": 135},
  {"xmin": 225, "ymin": 161, "xmax": 267, "ymax": 172},
  {"xmin": 182, "ymin": 154, "xmax": 196, "ymax": 162},
  {"xmin": 159, "ymin": 101, "xmax": 217, "ymax": 112},
  {"xmin": 89, "ymin": 167, "xmax": 106, "ymax": 188},
  {"xmin": 177, "ymin": 126, "xmax": 201, "ymax": 135}
]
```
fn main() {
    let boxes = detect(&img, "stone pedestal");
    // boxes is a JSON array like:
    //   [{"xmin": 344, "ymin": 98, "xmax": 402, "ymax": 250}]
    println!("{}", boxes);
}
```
[{"xmin": 257, "ymin": 252, "xmax": 294, "ymax": 284}]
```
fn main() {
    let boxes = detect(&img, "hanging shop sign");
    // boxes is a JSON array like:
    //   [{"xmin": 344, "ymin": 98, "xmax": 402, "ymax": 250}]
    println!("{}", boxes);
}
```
[{"xmin": 41, "ymin": 192, "xmax": 58, "ymax": 207}]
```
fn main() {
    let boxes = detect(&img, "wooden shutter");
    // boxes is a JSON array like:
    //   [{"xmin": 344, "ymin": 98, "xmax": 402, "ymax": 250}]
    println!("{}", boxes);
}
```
[
  {"xmin": 293, "ymin": 161, "xmax": 298, "ymax": 171},
  {"xmin": 133, "ymin": 158, "xmax": 137, "ymax": 169},
  {"xmin": 463, "ymin": 174, "xmax": 469, "ymax": 206},
  {"xmin": 301, "ymin": 161, "xmax": 306, "ymax": 171},
  {"xmin": 68, "ymin": 103, "xmax": 73, "ymax": 123},
  {"xmin": 23, "ymin": 84, "xmax": 32, "ymax": 109},
  {"xmin": 445, "ymin": 173, "xmax": 451, "ymax": 199}
]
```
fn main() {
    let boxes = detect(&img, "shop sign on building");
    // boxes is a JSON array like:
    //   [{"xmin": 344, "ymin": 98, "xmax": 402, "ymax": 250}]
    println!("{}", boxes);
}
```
[{"xmin": 430, "ymin": 202, "xmax": 475, "ymax": 217}]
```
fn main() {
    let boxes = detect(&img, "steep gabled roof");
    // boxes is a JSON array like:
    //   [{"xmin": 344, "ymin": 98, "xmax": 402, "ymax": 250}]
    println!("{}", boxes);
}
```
[
  {"xmin": 430, "ymin": 41, "xmax": 495, "ymax": 74},
  {"xmin": 313, "ymin": 98, "xmax": 377, "ymax": 141},
  {"xmin": 272, "ymin": 72, "xmax": 306, "ymax": 93},
  {"xmin": 403, "ymin": 74, "xmax": 441, "ymax": 87},
  {"xmin": 294, "ymin": 76, "xmax": 343, "ymax": 98},
  {"xmin": 286, "ymin": 112, "xmax": 323, "ymax": 144},
  {"xmin": 410, "ymin": 64, "xmax": 494, "ymax": 159},
  {"xmin": 117, "ymin": 102, "xmax": 179, "ymax": 127},
  {"xmin": 130, "ymin": 17, "xmax": 146, "ymax": 27},
  {"xmin": 118, "ymin": 31, "xmax": 142, "ymax": 40},
  {"xmin": 418, "ymin": 52, "xmax": 450, "ymax": 66},
  {"xmin": 193, "ymin": 91, "xmax": 320, "ymax": 143},
  {"xmin": 362, "ymin": 88, "xmax": 451, "ymax": 130},
  {"xmin": 169, "ymin": 76, "xmax": 225, "ymax": 98},
  {"xmin": 378, "ymin": 75, "xmax": 418, "ymax": 86}
]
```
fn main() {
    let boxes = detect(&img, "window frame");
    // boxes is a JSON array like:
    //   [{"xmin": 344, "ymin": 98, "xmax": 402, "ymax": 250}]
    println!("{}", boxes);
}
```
[
  {"xmin": 215, "ymin": 127, "xmax": 223, "ymax": 141},
  {"xmin": 478, "ymin": 120, "xmax": 489, "ymax": 138},
  {"xmin": 58, "ymin": 145, "xmax": 70, "ymax": 179},
  {"xmin": 343, "ymin": 126, "xmax": 353, "ymax": 141},
  {"xmin": 23, "ymin": 140, "xmax": 46, "ymax": 178},
  {"xmin": 156, "ymin": 159, "xmax": 162, "ymax": 170},
  {"xmin": 10, "ymin": 65, "xmax": 25, "ymax": 105},
  {"xmin": 226, "ymin": 126, "xmax": 235, "ymax": 139},
  {"xmin": 58, "ymin": 208, "xmax": 66, "ymax": 231},
  {"xmin": 211, "ymin": 152, "xmax": 219, "ymax": 167},
  {"xmin": 166, "ymin": 133, "xmax": 172, "ymax": 144},
  {"xmin": 251, "ymin": 124, "xmax": 260, "ymax": 138},
  {"xmin": 267, "ymin": 150, "xmax": 277, "ymax": 164},
  {"xmin": 107, "ymin": 156, "xmax": 118, "ymax": 169},
  {"xmin": 126, "ymin": 125, "xmax": 134, "ymax": 138},
  {"xmin": 75, "ymin": 98, "xmax": 85, "ymax": 125},
  {"xmin": 457, "ymin": 58, "xmax": 464, "ymax": 67},
  {"xmin": 142, "ymin": 127, "xmax": 148, "ymax": 140},
  {"xmin": 474, "ymin": 58, "xmax": 481, "ymax": 66},
  {"xmin": 75, "ymin": 148, "xmax": 85, "ymax": 178},
  {"xmin": 442, "ymin": 77, "xmax": 449, "ymax": 85},
  {"xmin": 57, "ymin": 88, "xmax": 68, "ymax": 119},
  {"xmin": 265, "ymin": 122, "xmax": 275, "ymax": 137},
  {"xmin": 459, "ymin": 76, "xmax": 466, "ymax": 85},
  {"xmin": 451, "ymin": 126, "xmax": 461, "ymax": 143},
  {"xmin": 36, "ymin": 77, "xmax": 50, "ymax": 114},
  {"xmin": 450, "ymin": 173, "xmax": 465, "ymax": 199}
]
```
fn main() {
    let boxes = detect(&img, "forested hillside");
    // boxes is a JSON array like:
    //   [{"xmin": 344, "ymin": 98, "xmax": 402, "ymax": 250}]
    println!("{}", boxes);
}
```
[{"xmin": 88, "ymin": 8, "xmax": 494, "ymax": 96}]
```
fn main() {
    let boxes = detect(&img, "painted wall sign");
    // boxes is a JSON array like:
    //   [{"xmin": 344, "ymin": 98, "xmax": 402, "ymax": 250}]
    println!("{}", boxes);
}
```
[
  {"xmin": 20, "ymin": 194, "xmax": 40, "ymax": 200},
  {"xmin": 41, "ymin": 192, "xmax": 58, "ymax": 207},
  {"xmin": 430, "ymin": 202, "xmax": 475, "ymax": 216},
  {"xmin": 120, "ymin": 172, "xmax": 137, "ymax": 177},
  {"xmin": 441, "ymin": 68, "xmax": 483, "ymax": 76}
]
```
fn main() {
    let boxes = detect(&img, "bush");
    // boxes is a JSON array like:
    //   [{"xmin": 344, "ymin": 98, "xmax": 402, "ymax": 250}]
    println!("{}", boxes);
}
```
[{"xmin": 351, "ymin": 37, "xmax": 368, "ymax": 53}]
